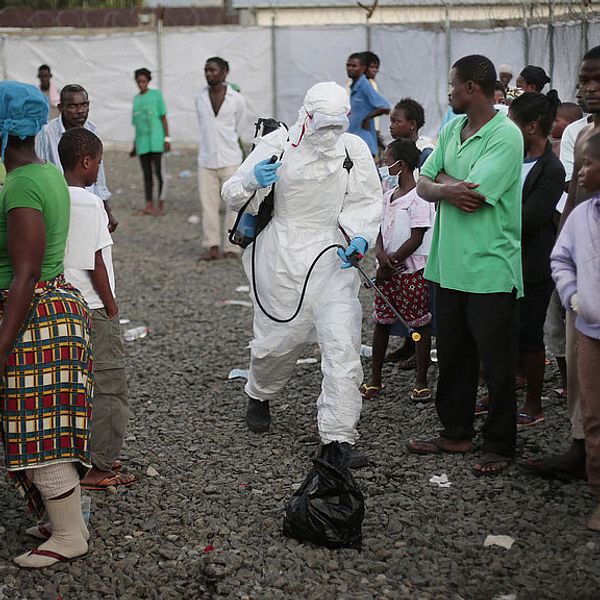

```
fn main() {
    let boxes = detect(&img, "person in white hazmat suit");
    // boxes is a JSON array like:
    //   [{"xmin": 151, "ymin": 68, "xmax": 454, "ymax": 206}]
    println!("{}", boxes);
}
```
[{"xmin": 221, "ymin": 82, "xmax": 382, "ymax": 466}]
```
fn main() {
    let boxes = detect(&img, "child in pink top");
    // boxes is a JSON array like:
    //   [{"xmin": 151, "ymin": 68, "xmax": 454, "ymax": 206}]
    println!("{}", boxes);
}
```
[{"xmin": 361, "ymin": 139, "xmax": 435, "ymax": 401}]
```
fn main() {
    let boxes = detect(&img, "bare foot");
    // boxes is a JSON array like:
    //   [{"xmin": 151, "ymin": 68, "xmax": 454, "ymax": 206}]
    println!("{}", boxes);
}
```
[
  {"xmin": 473, "ymin": 453, "xmax": 511, "ymax": 476},
  {"xmin": 407, "ymin": 436, "xmax": 474, "ymax": 455},
  {"xmin": 198, "ymin": 246, "xmax": 221, "ymax": 261},
  {"xmin": 154, "ymin": 200, "xmax": 166, "ymax": 216},
  {"xmin": 135, "ymin": 202, "xmax": 155, "ymax": 216}
]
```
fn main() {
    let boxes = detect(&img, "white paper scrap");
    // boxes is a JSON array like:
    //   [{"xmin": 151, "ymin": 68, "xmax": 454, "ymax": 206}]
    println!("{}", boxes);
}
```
[
  {"xmin": 296, "ymin": 357, "xmax": 318, "ymax": 365},
  {"xmin": 236, "ymin": 285, "xmax": 250, "ymax": 293},
  {"xmin": 228, "ymin": 369, "xmax": 250, "ymax": 381},
  {"xmin": 222, "ymin": 300, "xmax": 253, "ymax": 308},
  {"xmin": 484, "ymin": 535, "xmax": 515, "ymax": 550},
  {"xmin": 429, "ymin": 474, "xmax": 451, "ymax": 488}
]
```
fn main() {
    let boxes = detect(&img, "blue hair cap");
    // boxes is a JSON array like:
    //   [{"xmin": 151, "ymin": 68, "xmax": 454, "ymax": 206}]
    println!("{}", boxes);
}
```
[{"xmin": 0, "ymin": 81, "xmax": 49, "ymax": 159}]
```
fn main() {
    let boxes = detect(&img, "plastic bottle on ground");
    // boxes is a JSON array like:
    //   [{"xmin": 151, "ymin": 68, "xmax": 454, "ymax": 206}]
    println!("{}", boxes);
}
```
[{"xmin": 123, "ymin": 326, "xmax": 148, "ymax": 342}]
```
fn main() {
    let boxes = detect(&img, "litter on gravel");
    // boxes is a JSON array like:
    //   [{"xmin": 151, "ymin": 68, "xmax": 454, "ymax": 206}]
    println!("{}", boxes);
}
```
[
  {"xmin": 484, "ymin": 535, "xmax": 515, "ymax": 550},
  {"xmin": 429, "ymin": 474, "xmax": 451, "ymax": 488},
  {"xmin": 220, "ymin": 299, "xmax": 253, "ymax": 308},
  {"xmin": 228, "ymin": 369, "xmax": 250, "ymax": 381}
]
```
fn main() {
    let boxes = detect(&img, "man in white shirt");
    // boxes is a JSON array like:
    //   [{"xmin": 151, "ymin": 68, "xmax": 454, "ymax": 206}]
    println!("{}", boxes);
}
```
[
  {"xmin": 195, "ymin": 57, "xmax": 247, "ymax": 260},
  {"xmin": 36, "ymin": 84, "xmax": 117, "ymax": 232}
]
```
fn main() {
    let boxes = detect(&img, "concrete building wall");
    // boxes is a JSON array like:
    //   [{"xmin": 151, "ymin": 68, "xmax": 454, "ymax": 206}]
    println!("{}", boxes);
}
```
[{"xmin": 245, "ymin": 3, "xmax": 586, "ymax": 27}]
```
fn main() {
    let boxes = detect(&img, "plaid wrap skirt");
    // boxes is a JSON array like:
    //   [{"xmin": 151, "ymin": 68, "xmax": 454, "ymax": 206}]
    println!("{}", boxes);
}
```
[{"xmin": 1, "ymin": 276, "xmax": 93, "ymax": 518}]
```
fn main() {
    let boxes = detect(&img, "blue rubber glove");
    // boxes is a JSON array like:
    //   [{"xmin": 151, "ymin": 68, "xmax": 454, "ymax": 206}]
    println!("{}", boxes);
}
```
[
  {"xmin": 337, "ymin": 237, "xmax": 368, "ymax": 269},
  {"xmin": 254, "ymin": 158, "xmax": 282, "ymax": 188}
]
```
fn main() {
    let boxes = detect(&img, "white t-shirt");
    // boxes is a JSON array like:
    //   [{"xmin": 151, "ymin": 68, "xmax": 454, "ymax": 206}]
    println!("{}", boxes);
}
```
[
  {"xmin": 195, "ymin": 86, "xmax": 247, "ymax": 169},
  {"xmin": 560, "ymin": 115, "xmax": 591, "ymax": 182},
  {"xmin": 522, "ymin": 159, "xmax": 538, "ymax": 186},
  {"xmin": 64, "ymin": 187, "xmax": 115, "ymax": 310}
]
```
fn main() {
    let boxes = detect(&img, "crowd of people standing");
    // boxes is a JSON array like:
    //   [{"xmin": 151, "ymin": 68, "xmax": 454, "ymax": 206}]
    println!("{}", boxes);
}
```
[{"xmin": 0, "ymin": 45, "xmax": 599, "ymax": 569}]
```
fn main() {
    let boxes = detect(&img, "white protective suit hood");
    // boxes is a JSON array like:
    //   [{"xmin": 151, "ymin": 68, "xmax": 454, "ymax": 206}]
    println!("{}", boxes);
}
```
[{"xmin": 289, "ymin": 82, "xmax": 350, "ymax": 160}]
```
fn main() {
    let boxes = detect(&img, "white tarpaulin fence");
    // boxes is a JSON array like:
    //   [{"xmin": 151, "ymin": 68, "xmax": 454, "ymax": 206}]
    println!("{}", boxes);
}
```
[{"xmin": 1, "ymin": 20, "xmax": 599, "ymax": 145}]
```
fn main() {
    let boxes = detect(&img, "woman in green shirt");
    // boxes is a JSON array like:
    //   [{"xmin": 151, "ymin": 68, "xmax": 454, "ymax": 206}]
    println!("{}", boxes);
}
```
[
  {"xmin": 130, "ymin": 68, "xmax": 171, "ymax": 216},
  {"xmin": 0, "ymin": 81, "xmax": 93, "ymax": 568}
]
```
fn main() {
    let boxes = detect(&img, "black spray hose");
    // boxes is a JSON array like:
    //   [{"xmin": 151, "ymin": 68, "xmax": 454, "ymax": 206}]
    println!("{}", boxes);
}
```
[
  {"xmin": 251, "ymin": 238, "xmax": 343, "ymax": 323},
  {"xmin": 250, "ymin": 238, "xmax": 421, "ymax": 342}
]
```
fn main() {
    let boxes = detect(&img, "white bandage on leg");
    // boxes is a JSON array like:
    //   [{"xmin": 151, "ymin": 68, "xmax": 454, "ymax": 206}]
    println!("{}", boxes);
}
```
[
  {"xmin": 15, "ymin": 464, "xmax": 88, "ymax": 569},
  {"xmin": 27, "ymin": 462, "xmax": 80, "ymax": 500}
]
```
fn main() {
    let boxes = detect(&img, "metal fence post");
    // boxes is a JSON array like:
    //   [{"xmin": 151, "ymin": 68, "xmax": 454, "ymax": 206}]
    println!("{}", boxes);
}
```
[
  {"xmin": 523, "ymin": 1, "xmax": 530, "ymax": 66},
  {"xmin": 548, "ymin": 0, "xmax": 555, "ymax": 82},
  {"xmin": 156, "ymin": 8, "xmax": 164, "ymax": 92},
  {"xmin": 582, "ymin": 0, "xmax": 590, "ymax": 57},
  {"xmin": 271, "ymin": 13, "xmax": 277, "ymax": 117},
  {"xmin": 445, "ymin": 2, "xmax": 452, "ymax": 76}
]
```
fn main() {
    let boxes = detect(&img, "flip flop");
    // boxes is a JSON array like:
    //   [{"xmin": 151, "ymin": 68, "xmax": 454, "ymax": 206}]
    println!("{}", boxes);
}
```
[
  {"xmin": 410, "ymin": 387, "xmax": 433, "ymax": 401},
  {"xmin": 517, "ymin": 413, "xmax": 545, "ymax": 427},
  {"xmin": 112, "ymin": 460, "xmax": 123, "ymax": 472},
  {"xmin": 81, "ymin": 472, "xmax": 138, "ymax": 491},
  {"xmin": 407, "ymin": 437, "xmax": 474, "ymax": 455},
  {"xmin": 473, "ymin": 453, "xmax": 511, "ymax": 477},
  {"xmin": 15, "ymin": 547, "xmax": 86, "ymax": 568},
  {"xmin": 360, "ymin": 383, "xmax": 385, "ymax": 399}
]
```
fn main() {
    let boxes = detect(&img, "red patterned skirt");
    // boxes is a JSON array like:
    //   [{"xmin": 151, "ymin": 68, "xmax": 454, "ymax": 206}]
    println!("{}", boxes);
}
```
[{"xmin": 373, "ymin": 268, "xmax": 431, "ymax": 328}]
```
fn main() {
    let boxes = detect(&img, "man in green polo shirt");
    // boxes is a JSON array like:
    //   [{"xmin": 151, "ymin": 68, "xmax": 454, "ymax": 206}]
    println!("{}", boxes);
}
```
[{"xmin": 407, "ymin": 55, "xmax": 523, "ymax": 476}]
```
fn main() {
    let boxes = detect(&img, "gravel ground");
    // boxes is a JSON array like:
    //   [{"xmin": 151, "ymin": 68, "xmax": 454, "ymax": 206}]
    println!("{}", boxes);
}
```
[{"xmin": 1, "ymin": 149, "xmax": 600, "ymax": 600}]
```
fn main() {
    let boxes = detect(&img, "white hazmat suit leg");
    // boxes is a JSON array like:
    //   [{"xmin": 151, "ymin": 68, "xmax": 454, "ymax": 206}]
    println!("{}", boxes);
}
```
[
  {"xmin": 245, "ymin": 313, "xmax": 313, "ymax": 402},
  {"xmin": 222, "ymin": 82, "xmax": 382, "ymax": 445},
  {"xmin": 314, "ymin": 296, "xmax": 363, "ymax": 444}
]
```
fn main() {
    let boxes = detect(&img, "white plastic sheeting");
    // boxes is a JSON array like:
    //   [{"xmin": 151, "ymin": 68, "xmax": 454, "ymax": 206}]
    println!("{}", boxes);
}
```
[
  {"xmin": 450, "ymin": 27, "xmax": 526, "ymax": 81},
  {"xmin": 273, "ymin": 26, "xmax": 365, "ymax": 127},
  {"xmin": 1, "ymin": 21, "xmax": 598, "ymax": 144},
  {"xmin": 162, "ymin": 27, "xmax": 271, "ymax": 144},
  {"xmin": 2, "ymin": 31, "xmax": 157, "ymax": 144},
  {"xmin": 1, "ymin": 27, "xmax": 270, "ymax": 145},
  {"xmin": 370, "ymin": 25, "xmax": 448, "ymax": 141}
]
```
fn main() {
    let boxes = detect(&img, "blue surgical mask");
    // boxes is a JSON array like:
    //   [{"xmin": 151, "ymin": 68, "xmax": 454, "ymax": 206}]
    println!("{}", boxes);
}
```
[{"xmin": 378, "ymin": 161, "xmax": 401, "ymax": 188}]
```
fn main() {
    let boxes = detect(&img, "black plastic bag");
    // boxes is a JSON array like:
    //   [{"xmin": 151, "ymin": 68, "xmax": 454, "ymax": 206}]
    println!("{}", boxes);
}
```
[{"xmin": 282, "ymin": 442, "xmax": 364, "ymax": 550}]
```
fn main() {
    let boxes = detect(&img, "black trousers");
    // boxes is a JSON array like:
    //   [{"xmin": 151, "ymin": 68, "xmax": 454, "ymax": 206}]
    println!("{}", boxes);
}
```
[
  {"xmin": 434, "ymin": 285, "xmax": 518, "ymax": 457},
  {"xmin": 139, "ymin": 152, "xmax": 163, "ymax": 202}
]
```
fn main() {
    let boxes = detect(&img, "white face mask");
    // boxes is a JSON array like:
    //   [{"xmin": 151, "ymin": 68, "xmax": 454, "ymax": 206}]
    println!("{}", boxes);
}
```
[
  {"xmin": 378, "ymin": 160, "xmax": 401, "ymax": 187},
  {"xmin": 312, "ymin": 126, "xmax": 344, "ymax": 147}
]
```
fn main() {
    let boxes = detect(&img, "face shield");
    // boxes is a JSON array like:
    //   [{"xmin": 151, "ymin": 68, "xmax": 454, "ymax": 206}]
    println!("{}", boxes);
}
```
[{"xmin": 305, "ymin": 111, "xmax": 349, "ymax": 147}]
